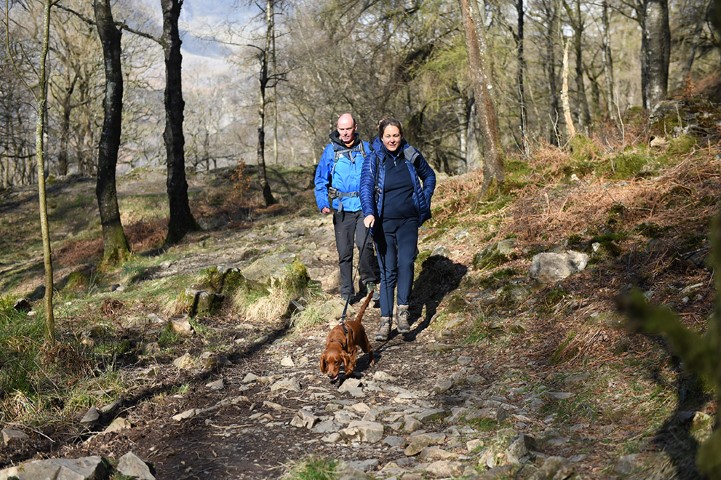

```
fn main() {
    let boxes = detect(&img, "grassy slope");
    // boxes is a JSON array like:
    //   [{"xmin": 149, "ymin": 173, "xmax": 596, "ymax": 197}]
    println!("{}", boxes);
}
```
[{"xmin": 0, "ymin": 102, "xmax": 720, "ymax": 476}]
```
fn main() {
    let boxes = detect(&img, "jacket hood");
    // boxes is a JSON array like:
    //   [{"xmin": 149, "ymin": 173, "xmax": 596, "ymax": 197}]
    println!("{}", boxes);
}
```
[{"xmin": 329, "ymin": 130, "xmax": 361, "ymax": 149}]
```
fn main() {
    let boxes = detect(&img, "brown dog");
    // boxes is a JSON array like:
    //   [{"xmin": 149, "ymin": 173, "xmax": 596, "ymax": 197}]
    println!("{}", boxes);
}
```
[{"xmin": 319, "ymin": 291, "xmax": 374, "ymax": 381}]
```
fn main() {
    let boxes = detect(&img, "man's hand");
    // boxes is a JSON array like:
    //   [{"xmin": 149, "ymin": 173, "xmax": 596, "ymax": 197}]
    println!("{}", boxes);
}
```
[
  {"xmin": 363, "ymin": 215, "xmax": 375, "ymax": 228},
  {"xmin": 321, "ymin": 207, "xmax": 331, "ymax": 214}
]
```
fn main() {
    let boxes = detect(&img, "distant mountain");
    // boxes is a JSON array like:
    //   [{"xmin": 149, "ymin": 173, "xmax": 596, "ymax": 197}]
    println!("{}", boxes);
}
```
[
  {"xmin": 123, "ymin": 0, "xmax": 259, "ymax": 83},
  {"xmin": 127, "ymin": 0, "xmax": 258, "ymax": 60}
]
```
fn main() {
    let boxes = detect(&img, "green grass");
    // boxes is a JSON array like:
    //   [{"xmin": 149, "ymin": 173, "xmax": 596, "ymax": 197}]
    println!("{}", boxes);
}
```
[
  {"xmin": 467, "ymin": 417, "xmax": 502, "ymax": 432},
  {"xmin": 0, "ymin": 297, "xmax": 45, "ymax": 395},
  {"xmin": 463, "ymin": 315, "xmax": 496, "ymax": 344},
  {"xmin": 290, "ymin": 303, "xmax": 326, "ymax": 331},
  {"xmin": 158, "ymin": 323, "xmax": 183, "ymax": 348},
  {"xmin": 0, "ymin": 296, "xmax": 133, "ymax": 426},
  {"xmin": 283, "ymin": 457, "xmax": 338, "ymax": 480}
]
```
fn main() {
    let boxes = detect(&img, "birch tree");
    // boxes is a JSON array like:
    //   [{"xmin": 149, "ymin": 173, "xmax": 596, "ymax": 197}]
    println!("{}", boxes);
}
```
[{"xmin": 642, "ymin": 0, "xmax": 670, "ymax": 112}]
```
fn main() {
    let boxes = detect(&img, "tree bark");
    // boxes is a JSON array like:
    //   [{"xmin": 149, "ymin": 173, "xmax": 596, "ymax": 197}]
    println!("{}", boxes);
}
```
[
  {"xmin": 516, "ymin": 0, "xmax": 528, "ymax": 156},
  {"xmin": 94, "ymin": 0, "xmax": 130, "ymax": 267},
  {"xmin": 257, "ymin": 0, "xmax": 277, "ymax": 206},
  {"xmin": 562, "ymin": 37, "xmax": 577, "ymax": 139},
  {"xmin": 680, "ymin": 2, "xmax": 706, "ymax": 89},
  {"xmin": 571, "ymin": 0, "xmax": 591, "ymax": 130},
  {"xmin": 641, "ymin": 0, "xmax": 670, "ymax": 112},
  {"xmin": 542, "ymin": 0, "xmax": 561, "ymax": 145},
  {"xmin": 36, "ymin": 0, "xmax": 55, "ymax": 343},
  {"xmin": 601, "ymin": 0, "xmax": 617, "ymax": 122},
  {"xmin": 458, "ymin": 0, "xmax": 504, "ymax": 190},
  {"xmin": 56, "ymin": 74, "xmax": 77, "ymax": 177},
  {"xmin": 161, "ymin": 0, "xmax": 200, "ymax": 244}
]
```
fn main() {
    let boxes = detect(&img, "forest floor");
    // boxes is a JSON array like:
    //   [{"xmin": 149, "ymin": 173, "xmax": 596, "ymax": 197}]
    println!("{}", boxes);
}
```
[{"xmin": 0, "ymin": 120, "xmax": 720, "ymax": 479}]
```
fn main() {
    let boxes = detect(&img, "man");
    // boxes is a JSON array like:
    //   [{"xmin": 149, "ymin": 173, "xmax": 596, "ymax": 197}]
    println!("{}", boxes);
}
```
[{"xmin": 315, "ymin": 113, "xmax": 379, "ymax": 303}]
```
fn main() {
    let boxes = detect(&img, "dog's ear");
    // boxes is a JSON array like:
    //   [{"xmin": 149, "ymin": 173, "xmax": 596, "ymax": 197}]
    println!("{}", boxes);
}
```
[{"xmin": 319, "ymin": 353, "xmax": 327, "ymax": 374}]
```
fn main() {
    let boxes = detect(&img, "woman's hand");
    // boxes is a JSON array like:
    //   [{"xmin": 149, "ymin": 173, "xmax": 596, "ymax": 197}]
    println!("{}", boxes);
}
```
[{"xmin": 363, "ymin": 215, "xmax": 375, "ymax": 228}]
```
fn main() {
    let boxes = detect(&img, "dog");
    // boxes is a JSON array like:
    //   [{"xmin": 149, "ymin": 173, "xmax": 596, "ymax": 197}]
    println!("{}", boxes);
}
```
[{"xmin": 319, "ymin": 291, "xmax": 374, "ymax": 381}]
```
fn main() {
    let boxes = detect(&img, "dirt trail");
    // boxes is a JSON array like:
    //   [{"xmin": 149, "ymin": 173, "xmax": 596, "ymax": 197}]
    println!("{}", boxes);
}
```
[{"xmin": 43, "ymin": 205, "xmax": 483, "ymax": 479}]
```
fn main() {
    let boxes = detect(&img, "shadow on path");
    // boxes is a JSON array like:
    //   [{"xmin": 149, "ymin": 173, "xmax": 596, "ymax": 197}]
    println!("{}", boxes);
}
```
[
  {"xmin": 648, "ymin": 348, "xmax": 709, "ymax": 480},
  {"xmin": 404, "ymin": 254, "xmax": 468, "ymax": 342}
]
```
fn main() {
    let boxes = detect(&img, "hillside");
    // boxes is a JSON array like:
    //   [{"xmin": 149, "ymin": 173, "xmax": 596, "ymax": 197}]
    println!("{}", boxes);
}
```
[{"xmin": 0, "ymin": 105, "xmax": 720, "ymax": 479}]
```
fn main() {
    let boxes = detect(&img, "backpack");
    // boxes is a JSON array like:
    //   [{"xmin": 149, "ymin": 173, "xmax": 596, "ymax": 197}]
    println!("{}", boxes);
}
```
[
  {"xmin": 327, "ymin": 142, "xmax": 367, "ymax": 206},
  {"xmin": 329, "ymin": 142, "xmax": 366, "ymax": 181}
]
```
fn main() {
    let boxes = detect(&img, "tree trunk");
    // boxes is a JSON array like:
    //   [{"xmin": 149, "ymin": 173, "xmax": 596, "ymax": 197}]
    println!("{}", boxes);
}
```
[
  {"xmin": 601, "ymin": 0, "xmax": 617, "ymax": 122},
  {"xmin": 57, "ymin": 75, "xmax": 77, "ymax": 177},
  {"xmin": 681, "ymin": 4, "xmax": 705, "ymax": 90},
  {"xmin": 465, "ymin": 95, "xmax": 482, "ymax": 172},
  {"xmin": 562, "ymin": 37, "xmax": 577, "ymax": 139},
  {"xmin": 516, "ymin": 0, "xmax": 528, "ymax": 156},
  {"xmin": 161, "ymin": 0, "xmax": 200, "ymax": 244},
  {"xmin": 543, "ymin": 0, "xmax": 561, "ymax": 145},
  {"xmin": 36, "ymin": 0, "xmax": 55, "ymax": 343},
  {"xmin": 572, "ymin": 0, "xmax": 591, "ymax": 130},
  {"xmin": 641, "ymin": 0, "xmax": 670, "ymax": 112},
  {"xmin": 458, "ymin": 0, "xmax": 504, "ymax": 190},
  {"xmin": 94, "ymin": 0, "xmax": 130, "ymax": 267},
  {"xmin": 257, "ymin": 0, "xmax": 277, "ymax": 206},
  {"xmin": 272, "ymin": 5, "xmax": 279, "ymax": 167}
]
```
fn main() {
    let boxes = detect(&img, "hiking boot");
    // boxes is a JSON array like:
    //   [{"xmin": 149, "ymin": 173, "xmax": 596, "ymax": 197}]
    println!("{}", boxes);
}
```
[
  {"xmin": 396, "ymin": 305, "xmax": 410, "ymax": 333},
  {"xmin": 365, "ymin": 281, "xmax": 380, "ymax": 302},
  {"xmin": 375, "ymin": 316, "xmax": 391, "ymax": 341}
]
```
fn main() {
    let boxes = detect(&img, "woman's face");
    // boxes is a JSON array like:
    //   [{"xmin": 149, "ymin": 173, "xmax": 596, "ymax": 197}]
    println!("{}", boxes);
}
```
[{"xmin": 381, "ymin": 125, "xmax": 402, "ymax": 152}]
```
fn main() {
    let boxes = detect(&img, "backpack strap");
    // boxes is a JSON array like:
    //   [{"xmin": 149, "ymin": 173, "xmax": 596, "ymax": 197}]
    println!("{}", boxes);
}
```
[
  {"xmin": 328, "ymin": 142, "xmax": 366, "ymax": 211},
  {"xmin": 403, "ymin": 145, "xmax": 420, "ymax": 167},
  {"xmin": 329, "ymin": 142, "xmax": 366, "ymax": 183}
]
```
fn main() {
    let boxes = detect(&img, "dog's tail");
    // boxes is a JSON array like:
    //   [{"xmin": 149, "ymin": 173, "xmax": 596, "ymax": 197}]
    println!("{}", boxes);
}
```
[{"xmin": 354, "ymin": 290, "xmax": 373, "ymax": 324}]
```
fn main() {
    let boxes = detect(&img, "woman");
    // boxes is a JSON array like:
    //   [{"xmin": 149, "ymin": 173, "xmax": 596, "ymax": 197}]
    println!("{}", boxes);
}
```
[{"xmin": 360, "ymin": 117, "xmax": 436, "ymax": 341}]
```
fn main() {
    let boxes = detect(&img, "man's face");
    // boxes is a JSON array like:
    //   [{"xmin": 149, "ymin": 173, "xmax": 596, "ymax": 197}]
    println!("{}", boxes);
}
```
[{"xmin": 337, "ymin": 115, "xmax": 356, "ymax": 146}]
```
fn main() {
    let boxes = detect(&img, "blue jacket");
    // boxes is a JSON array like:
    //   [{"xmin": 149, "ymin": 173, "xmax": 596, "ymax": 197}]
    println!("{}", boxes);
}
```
[
  {"xmin": 360, "ymin": 139, "xmax": 436, "ymax": 225},
  {"xmin": 314, "ymin": 132, "xmax": 369, "ymax": 213}
]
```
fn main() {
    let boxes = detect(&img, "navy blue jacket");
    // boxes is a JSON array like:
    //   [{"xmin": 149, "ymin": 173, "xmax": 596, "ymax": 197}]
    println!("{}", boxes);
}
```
[{"xmin": 360, "ymin": 139, "xmax": 436, "ymax": 225}]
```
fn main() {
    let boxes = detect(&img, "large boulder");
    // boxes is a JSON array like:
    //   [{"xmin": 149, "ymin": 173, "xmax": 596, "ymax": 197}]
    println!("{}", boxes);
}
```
[{"xmin": 529, "ymin": 250, "xmax": 588, "ymax": 283}]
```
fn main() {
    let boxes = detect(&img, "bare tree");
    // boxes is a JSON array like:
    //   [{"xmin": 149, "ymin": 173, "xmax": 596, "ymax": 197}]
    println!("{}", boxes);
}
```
[
  {"xmin": 642, "ymin": 0, "xmax": 670, "ymax": 112},
  {"xmin": 34, "ymin": 0, "xmax": 55, "ymax": 342},
  {"xmin": 562, "ymin": 0, "xmax": 591, "ymax": 130},
  {"xmin": 49, "ymin": 3, "xmax": 102, "ymax": 177},
  {"xmin": 94, "ymin": 0, "xmax": 130, "ymax": 266},
  {"xmin": 533, "ymin": 0, "xmax": 562, "ymax": 145},
  {"xmin": 561, "ymin": 35, "xmax": 577, "ymax": 138},
  {"xmin": 601, "ymin": 0, "xmax": 617, "ymax": 122},
  {"xmin": 516, "ymin": 0, "xmax": 529, "ymax": 155},
  {"xmin": 161, "ymin": 0, "xmax": 199, "ymax": 244},
  {"xmin": 458, "ymin": 0, "xmax": 504, "ymax": 190},
  {"xmin": 620, "ymin": 0, "xmax": 671, "ymax": 111},
  {"xmin": 2, "ymin": 3, "xmax": 39, "ymax": 187},
  {"xmin": 250, "ymin": 0, "xmax": 282, "ymax": 206}
]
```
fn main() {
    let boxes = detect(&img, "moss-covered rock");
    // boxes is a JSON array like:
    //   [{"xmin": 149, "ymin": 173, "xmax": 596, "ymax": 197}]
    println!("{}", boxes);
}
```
[{"xmin": 472, "ymin": 239, "xmax": 516, "ymax": 270}]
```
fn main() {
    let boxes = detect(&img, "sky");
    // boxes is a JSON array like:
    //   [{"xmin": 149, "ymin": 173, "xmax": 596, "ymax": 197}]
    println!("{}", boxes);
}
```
[{"xmin": 130, "ymin": 0, "xmax": 260, "ymax": 76}]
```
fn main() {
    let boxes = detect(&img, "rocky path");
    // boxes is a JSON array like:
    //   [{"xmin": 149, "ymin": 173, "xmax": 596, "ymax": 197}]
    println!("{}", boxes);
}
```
[
  {"xmin": 58, "ymin": 307, "xmax": 537, "ymax": 480},
  {"xmin": 3, "ymin": 204, "xmax": 607, "ymax": 479}
]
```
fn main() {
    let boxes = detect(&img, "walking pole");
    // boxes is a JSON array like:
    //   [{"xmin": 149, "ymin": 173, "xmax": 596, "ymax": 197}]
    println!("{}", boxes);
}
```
[{"xmin": 339, "ymin": 223, "xmax": 373, "ymax": 323}]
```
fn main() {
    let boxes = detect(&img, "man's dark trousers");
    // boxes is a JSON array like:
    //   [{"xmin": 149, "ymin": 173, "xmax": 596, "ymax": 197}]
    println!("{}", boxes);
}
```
[{"xmin": 333, "ymin": 210, "xmax": 378, "ymax": 298}]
